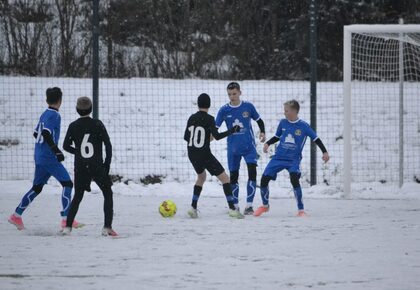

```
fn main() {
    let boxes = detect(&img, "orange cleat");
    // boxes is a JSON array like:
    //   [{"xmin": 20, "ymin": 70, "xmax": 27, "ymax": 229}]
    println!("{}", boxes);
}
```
[
  {"xmin": 253, "ymin": 205, "xmax": 270, "ymax": 217},
  {"xmin": 297, "ymin": 210, "xmax": 307, "ymax": 217},
  {"xmin": 8, "ymin": 214, "xmax": 25, "ymax": 230}
]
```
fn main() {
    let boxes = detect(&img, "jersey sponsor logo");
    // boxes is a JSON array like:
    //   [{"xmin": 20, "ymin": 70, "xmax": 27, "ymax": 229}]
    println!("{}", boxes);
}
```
[
  {"xmin": 285, "ymin": 133, "xmax": 295, "ymax": 144},
  {"xmin": 295, "ymin": 129, "xmax": 302, "ymax": 136},
  {"xmin": 232, "ymin": 119, "xmax": 244, "ymax": 129},
  {"xmin": 242, "ymin": 111, "xmax": 249, "ymax": 118}
]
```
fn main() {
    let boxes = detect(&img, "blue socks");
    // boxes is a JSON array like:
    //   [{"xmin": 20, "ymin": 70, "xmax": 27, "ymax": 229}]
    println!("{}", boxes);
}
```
[
  {"xmin": 260, "ymin": 186, "xmax": 270, "ymax": 206},
  {"xmin": 247, "ymin": 180, "xmax": 256, "ymax": 204},
  {"xmin": 15, "ymin": 189, "xmax": 39, "ymax": 215},
  {"xmin": 231, "ymin": 183, "xmax": 239, "ymax": 206},
  {"xmin": 293, "ymin": 187, "xmax": 304, "ymax": 210},
  {"xmin": 60, "ymin": 186, "xmax": 73, "ymax": 217}
]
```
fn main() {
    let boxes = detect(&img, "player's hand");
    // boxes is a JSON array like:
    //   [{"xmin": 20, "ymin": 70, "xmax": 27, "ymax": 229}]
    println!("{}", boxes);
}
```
[
  {"xmin": 52, "ymin": 145, "xmax": 65, "ymax": 162},
  {"xmin": 259, "ymin": 132, "xmax": 266, "ymax": 143},
  {"xmin": 55, "ymin": 151, "xmax": 65, "ymax": 162},
  {"xmin": 322, "ymin": 152, "xmax": 330, "ymax": 163},
  {"xmin": 230, "ymin": 125, "xmax": 241, "ymax": 133},
  {"xmin": 263, "ymin": 143, "xmax": 270, "ymax": 153}
]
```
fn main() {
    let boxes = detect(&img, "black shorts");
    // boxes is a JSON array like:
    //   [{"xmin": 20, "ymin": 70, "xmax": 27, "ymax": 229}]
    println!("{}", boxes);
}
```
[
  {"xmin": 74, "ymin": 163, "xmax": 112, "ymax": 191},
  {"xmin": 188, "ymin": 152, "xmax": 225, "ymax": 176}
]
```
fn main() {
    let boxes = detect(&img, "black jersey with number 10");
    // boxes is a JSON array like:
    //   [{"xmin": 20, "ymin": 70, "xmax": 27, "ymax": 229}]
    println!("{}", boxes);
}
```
[
  {"xmin": 184, "ymin": 111, "xmax": 231, "ymax": 155},
  {"xmin": 63, "ymin": 117, "xmax": 112, "ymax": 167}
]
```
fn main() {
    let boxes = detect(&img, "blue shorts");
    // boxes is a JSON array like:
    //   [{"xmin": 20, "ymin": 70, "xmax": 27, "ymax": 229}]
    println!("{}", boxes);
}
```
[
  {"xmin": 33, "ymin": 162, "xmax": 71, "ymax": 185},
  {"xmin": 262, "ymin": 158, "xmax": 301, "ymax": 181},
  {"xmin": 227, "ymin": 146, "xmax": 258, "ymax": 172}
]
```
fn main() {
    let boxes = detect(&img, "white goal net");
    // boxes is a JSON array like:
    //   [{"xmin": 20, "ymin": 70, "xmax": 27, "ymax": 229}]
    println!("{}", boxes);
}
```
[{"xmin": 343, "ymin": 25, "xmax": 420, "ymax": 196}]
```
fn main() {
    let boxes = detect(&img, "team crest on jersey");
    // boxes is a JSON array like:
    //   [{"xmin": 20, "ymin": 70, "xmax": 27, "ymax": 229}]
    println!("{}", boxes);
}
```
[
  {"xmin": 242, "ymin": 111, "xmax": 249, "ymax": 118},
  {"xmin": 295, "ymin": 129, "xmax": 302, "ymax": 136}
]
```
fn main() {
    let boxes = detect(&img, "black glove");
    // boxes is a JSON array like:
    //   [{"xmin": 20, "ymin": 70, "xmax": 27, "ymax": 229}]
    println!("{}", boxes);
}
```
[
  {"xmin": 230, "ymin": 125, "xmax": 241, "ymax": 133},
  {"xmin": 51, "ymin": 145, "xmax": 65, "ymax": 162}
]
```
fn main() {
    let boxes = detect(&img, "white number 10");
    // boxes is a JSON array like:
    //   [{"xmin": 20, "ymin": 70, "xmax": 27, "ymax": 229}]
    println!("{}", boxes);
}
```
[{"xmin": 188, "ymin": 126, "xmax": 205, "ymax": 148}]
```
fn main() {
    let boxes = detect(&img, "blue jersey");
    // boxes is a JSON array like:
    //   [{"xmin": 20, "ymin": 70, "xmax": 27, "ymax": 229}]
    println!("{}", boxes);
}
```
[
  {"xmin": 273, "ymin": 118, "xmax": 317, "ymax": 161},
  {"xmin": 34, "ymin": 108, "xmax": 61, "ymax": 164},
  {"xmin": 215, "ymin": 101, "xmax": 260, "ymax": 153}
]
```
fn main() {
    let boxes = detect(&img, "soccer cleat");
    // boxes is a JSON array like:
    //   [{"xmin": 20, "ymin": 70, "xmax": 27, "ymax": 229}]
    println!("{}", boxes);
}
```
[
  {"xmin": 60, "ymin": 227, "xmax": 72, "ymax": 235},
  {"xmin": 8, "ymin": 214, "xmax": 25, "ymax": 230},
  {"xmin": 243, "ymin": 206, "xmax": 254, "ymax": 215},
  {"xmin": 102, "ymin": 227, "xmax": 118, "ymax": 237},
  {"xmin": 253, "ymin": 205, "xmax": 270, "ymax": 217},
  {"xmin": 297, "ymin": 210, "xmax": 307, "ymax": 217},
  {"xmin": 228, "ymin": 209, "xmax": 245, "ymax": 219},
  {"xmin": 61, "ymin": 219, "xmax": 85, "ymax": 229},
  {"xmin": 187, "ymin": 207, "xmax": 198, "ymax": 218}
]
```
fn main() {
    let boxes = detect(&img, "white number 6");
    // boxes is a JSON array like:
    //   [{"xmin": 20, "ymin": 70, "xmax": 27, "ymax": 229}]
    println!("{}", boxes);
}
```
[{"xmin": 81, "ymin": 134, "xmax": 94, "ymax": 158}]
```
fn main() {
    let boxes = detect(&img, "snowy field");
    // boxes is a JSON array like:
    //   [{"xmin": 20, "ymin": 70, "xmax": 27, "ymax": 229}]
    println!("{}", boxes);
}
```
[{"xmin": 1, "ymin": 180, "xmax": 420, "ymax": 290}]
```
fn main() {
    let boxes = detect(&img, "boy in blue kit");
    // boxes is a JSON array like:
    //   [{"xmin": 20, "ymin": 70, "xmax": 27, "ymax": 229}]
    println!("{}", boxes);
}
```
[
  {"xmin": 8, "ymin": 87, "xmax": 82, "ymax": 230},
  {"xmin": 254, "ymin": 100, "xmax": 329, "ymax": 217},
  {"xmin": 215, "ymin": 82, "xmax": 266, "ymax": 215}
]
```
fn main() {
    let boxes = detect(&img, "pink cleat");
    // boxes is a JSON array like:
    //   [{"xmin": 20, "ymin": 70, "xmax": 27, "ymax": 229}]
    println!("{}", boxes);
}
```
[
  {"xmin": 61, "ymin": 219, "xmax": 85, "ymax": 229},
  {"xmin": 102, "ymin": 227, "xmax": 118, "ymax": 237},
  {"xmin": 297, "ymin": 210, "xmax": 307, "ymax": 217},
  {"xmin": 8, "ymin": 214, "xmax": 25, "ymax": 230},
  {"xmin": 253, "ymin": 205, "xmax": 270, "ymax": 217}
]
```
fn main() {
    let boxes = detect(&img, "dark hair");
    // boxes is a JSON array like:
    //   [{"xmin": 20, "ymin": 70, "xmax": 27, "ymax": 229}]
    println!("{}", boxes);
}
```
[
  {"xmin": 197, "ymin": 93, "xmax": 211, "ymax": 109},
  {"xmin": 227, "ymin": 82, "xmax": 240, "ymax": 90},
  {"xmin": 283, "ymin": 99, "xmax": 300, "ymax": 113},
  {"xmin": 76, "ymin": 96, "xmax": 93, "ymax": 116},
  {"xmin": 46, "ymin": 87, "xmax": 62, "ymax": 105}
]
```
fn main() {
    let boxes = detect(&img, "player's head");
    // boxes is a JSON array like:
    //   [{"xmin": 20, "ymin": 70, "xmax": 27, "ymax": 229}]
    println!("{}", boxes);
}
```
[
  {"xmin": 283, "ymin": 99, "xmax": 300, "ymax": 120},
  {"xmin": 76, "ymin": 96, "xmax": 93, "ymax": 116},
  {"xmin": 197, "ymin": 93, "xmax": 211, "ymax": 110},
  {"xmin": 227, "ymin": 82, "xmax": 241, "ymax": 103},
  {"xmin": 46, "ymin": 87, "xmax": 62, "ymax": 106}
]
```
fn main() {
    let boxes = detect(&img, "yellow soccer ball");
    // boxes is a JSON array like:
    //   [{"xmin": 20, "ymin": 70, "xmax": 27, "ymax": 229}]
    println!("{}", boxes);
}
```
[{"xmin": 159, "ymin": 200, "xmax": 177, "ymax": 217}]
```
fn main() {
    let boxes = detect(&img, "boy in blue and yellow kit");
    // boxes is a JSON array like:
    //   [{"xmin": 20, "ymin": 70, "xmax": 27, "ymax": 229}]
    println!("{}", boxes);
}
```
[{"xmin": 254, "ymin": 100, "xmax": 330, "ymax": 217}]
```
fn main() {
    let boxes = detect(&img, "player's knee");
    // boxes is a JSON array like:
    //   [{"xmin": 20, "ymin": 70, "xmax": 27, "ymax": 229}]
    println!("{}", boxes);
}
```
[
  {"xmin": 31, "ymin": 184, "xmax": 44, "ymax": 194},
  {"xmin": 230, "ymin": 170, "xmax": 239, "ymax": 184},
  {"xmin": 247, "ymin": 163, "xmax": 257, "ymax": 181},
  {"xmin": 60, "ymin": 180, "xmax": 73, "ymax": 188},
  {"xmin": 260, "ymin": 175, "xmax": 271, "ymax": 188},
  {"xmin": 290, "ymin": 173, "xmax": 301, "ymax": 188}
]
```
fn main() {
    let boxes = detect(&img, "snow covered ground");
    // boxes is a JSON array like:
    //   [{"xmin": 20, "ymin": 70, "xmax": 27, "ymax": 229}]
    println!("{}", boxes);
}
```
[{"xmin": 1, "ymin": 180, "xmax": 420, "ymax": 290}]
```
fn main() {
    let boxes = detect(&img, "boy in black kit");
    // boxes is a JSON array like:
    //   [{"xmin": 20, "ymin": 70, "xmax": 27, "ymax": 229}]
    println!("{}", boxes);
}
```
[
  {"xmin": 61, "ymin": 97, "xmax": 117, "ymax": 236},
  {"xmin": 184, "ymin": 93, "xmax": 243, "ymax": 219}
]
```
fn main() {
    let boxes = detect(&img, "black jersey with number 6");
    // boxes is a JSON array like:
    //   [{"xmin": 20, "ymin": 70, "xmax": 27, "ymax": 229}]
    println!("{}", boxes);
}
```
[
  {"xmin": 63, "ymin": 117, "xmax": 112, "ymax": 167},
  {"xmin": 184, "ymin": 111, "xmax": 231, "ymax": 155}
]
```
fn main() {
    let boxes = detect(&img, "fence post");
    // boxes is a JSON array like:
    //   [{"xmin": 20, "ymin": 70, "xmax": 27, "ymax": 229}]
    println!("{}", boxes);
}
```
[
  {"xmin": 92, "ymin": 0, "xmax": 99, "ymax": 119},
  {"xmin": 309, "ymin": 0, "xmax": 317, "ymax": 185}
]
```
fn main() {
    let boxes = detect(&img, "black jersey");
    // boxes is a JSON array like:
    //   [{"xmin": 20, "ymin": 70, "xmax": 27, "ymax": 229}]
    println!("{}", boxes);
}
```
[
  {"xmin": 184, "ymin": 111, "xmax": 231, "ymax": 155},
  {"xmin": 63, "ymin": 117, "xmax": 112, "ymax": 167}
]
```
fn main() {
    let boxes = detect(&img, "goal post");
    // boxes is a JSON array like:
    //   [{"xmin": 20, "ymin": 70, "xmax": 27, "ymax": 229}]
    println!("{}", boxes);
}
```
[{"xmin": 343, "ymin": 24, "xmax": 420, "ymax": 197}]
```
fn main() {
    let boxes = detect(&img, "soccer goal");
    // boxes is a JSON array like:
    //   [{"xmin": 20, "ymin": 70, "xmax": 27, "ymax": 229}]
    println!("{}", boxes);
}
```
[{"xmin": 343, "ymin": 24, "xmax": 420, "ymax": 197}]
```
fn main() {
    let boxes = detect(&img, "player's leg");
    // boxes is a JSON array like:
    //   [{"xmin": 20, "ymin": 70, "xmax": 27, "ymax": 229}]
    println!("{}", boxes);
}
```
[
  {"xmin": 9, "ymin": 165, "xmax": 49, "ymax": 229},
  {"xmin": 187, "ymin": 155, "xmax": 206, "ymax": 218},
  {"xmin": 227, "ymin": 150, "xmax": 241, "ymax": 208},
  {"xmin": 207, "ymin": 154, "xmax": 243, "ymax": 219},
  {"xmin": 64, "ymin": 168, "xmax": 89, "ymax": 230},
  {"xmin": 49, "ymin": 162, "xmax": 82, "ymax": 227},
  {"xmin": 229, "ymin": 170, "xmax": 239, "ymax": 208},
  {"xmin": 192, "ymin": 171, "xmax": 206, "ymax": 210},
  {"xmin": 288, "ymin": 162, "xmax": 305, "ymax": 216},
  {"xmin": 243, "ymin": 147, "xmax": 258, "ymax": 214},
  {"xmin": 254, "ymin": 159, "xmax": 285, "ymax": 217},
  {"xmin": 216, "ymin": 171, "xmax": 244, "ymax": 219},
  {"xmin": 93, "ymin": 167, "xmax": 118, "ymax": 236}
]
